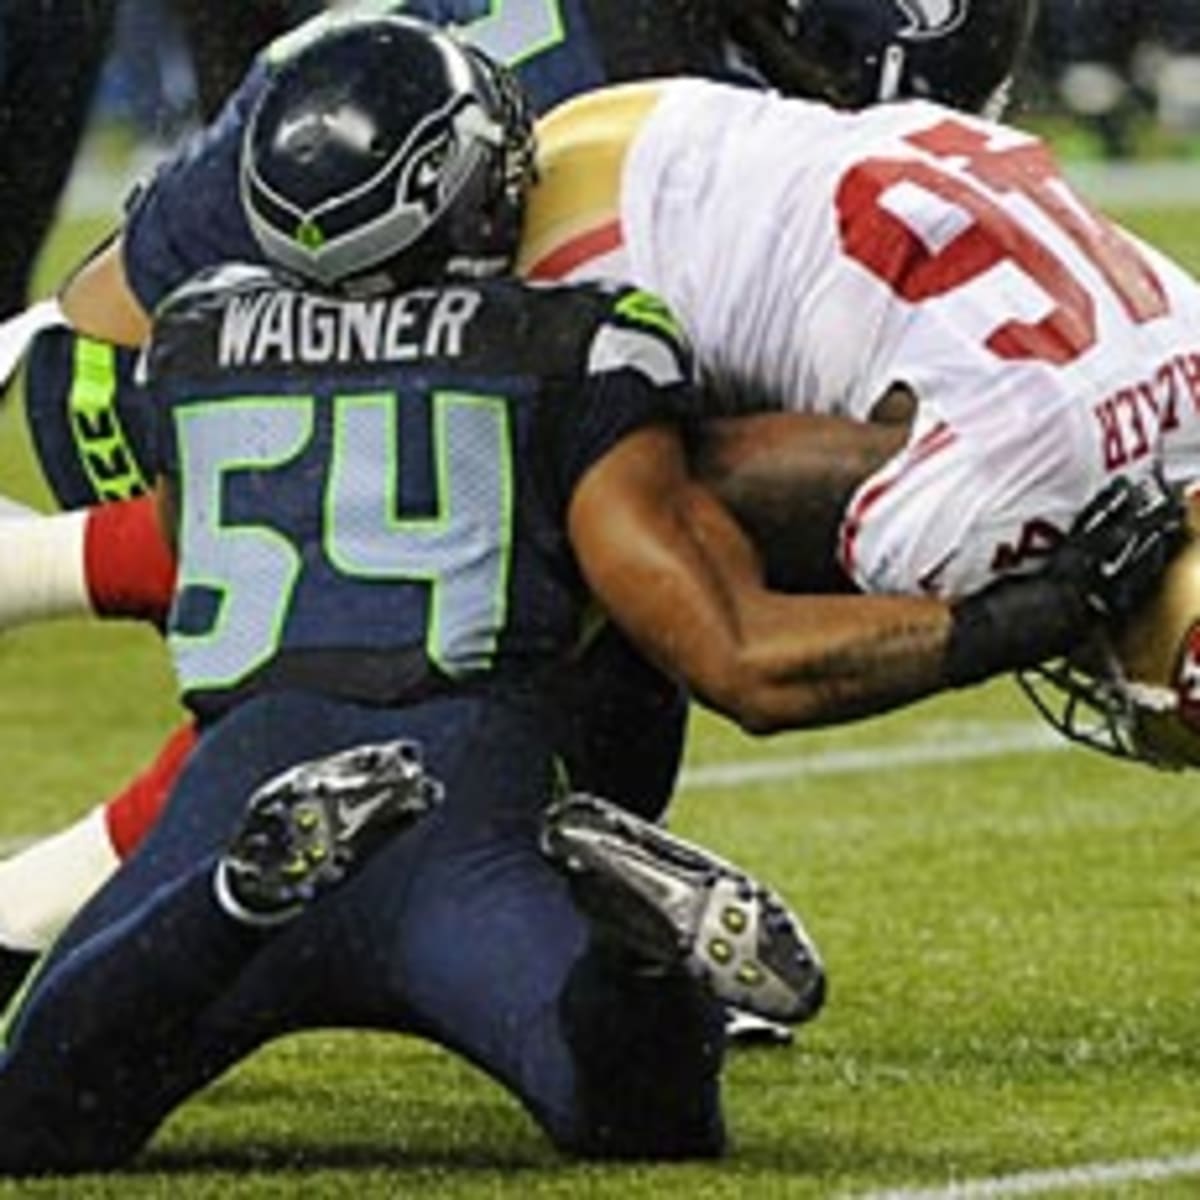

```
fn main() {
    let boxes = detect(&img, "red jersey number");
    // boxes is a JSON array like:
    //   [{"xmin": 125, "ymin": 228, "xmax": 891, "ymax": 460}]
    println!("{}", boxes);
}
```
[{"xmin": 836, "ymin": 118, "xmax": 1169, "ymax": 367}]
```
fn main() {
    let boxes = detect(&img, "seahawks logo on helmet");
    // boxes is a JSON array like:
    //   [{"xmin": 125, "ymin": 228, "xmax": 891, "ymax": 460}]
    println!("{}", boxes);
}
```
[
  {"xmin": 249, "ymin": 91, "xmax": 497, "ymax": 287},
  {"xmin": 893, "ymin": 0, "xmax": 969, "ymax": 40},
  {"xmin": 396, "ymin": 94, "xmax": 490, "ymax": 224}
]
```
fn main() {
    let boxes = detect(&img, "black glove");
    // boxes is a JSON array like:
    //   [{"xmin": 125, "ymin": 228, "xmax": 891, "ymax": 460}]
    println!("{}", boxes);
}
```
[
  {"xmin": 943, "ymin": 474, "xmax": 1186, "ymax": 688},
  {"xmin": 1046, "ymin": 473, "xmax": 1186, "ymax": 623}
]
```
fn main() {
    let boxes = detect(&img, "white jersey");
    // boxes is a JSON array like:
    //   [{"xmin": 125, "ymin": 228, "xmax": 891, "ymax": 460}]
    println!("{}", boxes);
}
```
[{"xmin": 573, "ymin": 80, "xmax": 1200, "ymax": 597}]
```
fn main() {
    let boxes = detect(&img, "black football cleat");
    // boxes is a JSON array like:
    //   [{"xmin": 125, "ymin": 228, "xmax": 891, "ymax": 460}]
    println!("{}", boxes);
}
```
[
  {"xmin": 215, "ymin": 739, "xmax": 444, "ymax": 927},
  {"xmin": 541, "ymin": 794, "xmax": 826, "ymax": 1025}
]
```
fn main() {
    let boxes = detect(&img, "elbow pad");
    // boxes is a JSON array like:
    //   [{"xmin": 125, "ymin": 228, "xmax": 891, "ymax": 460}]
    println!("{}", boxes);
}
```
[{"xmin": 25, "ymin": 328, "xmax": 155, "ymax": 508}]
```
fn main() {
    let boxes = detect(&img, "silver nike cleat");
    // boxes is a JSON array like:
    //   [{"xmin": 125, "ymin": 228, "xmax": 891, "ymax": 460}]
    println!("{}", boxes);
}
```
[
  {"xmin": 541, "ymin": 794, "xmax": 825, "ymax": 1025},
  {"xmin": 215, "ymin": 739, "xmax": 444, "ymax": 927}
]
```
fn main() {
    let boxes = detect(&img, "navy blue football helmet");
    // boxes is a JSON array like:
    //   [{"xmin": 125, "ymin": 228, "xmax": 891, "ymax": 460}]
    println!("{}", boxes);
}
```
[
  {"xmin": 726, "ymin": 0, "xmax": 1039, "ymax": 115},
  {"xmin": 241, "ymin": 14, "xmax": 535, "ymax": 293}
]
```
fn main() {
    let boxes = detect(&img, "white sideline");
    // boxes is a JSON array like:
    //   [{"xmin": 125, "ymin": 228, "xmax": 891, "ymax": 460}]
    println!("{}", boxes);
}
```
[
  {"xmin": 854, "ymin": 1151, "xmax": 1200, "ymax": 1198},
  {"xmin": 678, "ymin": 723, "xmax": 1062, "ymax": 793}
]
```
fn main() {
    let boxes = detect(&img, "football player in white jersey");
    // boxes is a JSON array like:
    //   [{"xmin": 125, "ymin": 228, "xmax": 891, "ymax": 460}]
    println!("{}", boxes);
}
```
[
  {"xmin": 0, "ymin": 0, "xmax": 1188, "ymax": 989},
  {"xmin": 523, "ymin": 76, "xmax": 1200, "ymax": 604}
]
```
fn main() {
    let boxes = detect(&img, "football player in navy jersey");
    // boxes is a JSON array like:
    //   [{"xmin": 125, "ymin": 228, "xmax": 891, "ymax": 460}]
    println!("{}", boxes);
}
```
[
  {"xmin": 0, "ymin": 0, "xmax": 764, "ymax": 997},
  {"xmin": 0, "ymin": 0, "xmax": 752, "ymax": 1023},
  {"xmin": 0, "ymin": 21, "xmax": 1173, "ymax": 1173},
  {"xmin": 0, "ymin": 22, "xmax": 1052, "ymax": 1170},
  {"xmin": 0, "ymin": 0, "xmax": 1090, "ymax": 1012}
]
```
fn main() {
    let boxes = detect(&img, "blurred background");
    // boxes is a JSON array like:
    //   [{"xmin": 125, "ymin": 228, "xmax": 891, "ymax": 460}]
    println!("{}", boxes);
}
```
[
  {"xmin": 30, "ymin": 0, "xmax": 1200, "ymax": 249},
  {"xmin": 1031, "ymin": 0, "xmax": 1200, "ymax": 158},
  {"xmin": 88, "ymin": 0, "xmax": 1200, "ymax": 157}
]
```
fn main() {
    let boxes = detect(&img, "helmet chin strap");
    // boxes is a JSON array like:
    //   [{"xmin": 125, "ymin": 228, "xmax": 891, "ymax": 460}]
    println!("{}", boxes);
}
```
[
  {"xmin": 877, "ymin": 46, "xmax": 1013, "ymax": 117},
  {"xmin": 877, "ymin": 43, "xmax": 907, "ymax": 102},
  {"xmin": 981, "ymin": 77, "xmax": 1014, "ymax": 120},
  {"xmin": 722, "ymin": 35, "xmax": 771, "ymax": 88}
]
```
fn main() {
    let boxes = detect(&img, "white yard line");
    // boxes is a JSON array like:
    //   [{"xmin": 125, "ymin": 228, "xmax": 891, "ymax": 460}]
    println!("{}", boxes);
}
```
[
  {"xmin": 855, "ymin": 1151, "xmax": 1200, "ymax": 1198},
  {"xmin": 678, "ymin": 723, "xmax": 1062, "ymax": 792},
  {"xmin": 683, "ymin": 726, "xmax": 1199, "ymax": 1200},
  {"xmin": 0, "ymin": 723, "xmax": 1061, "ymax": 855}
]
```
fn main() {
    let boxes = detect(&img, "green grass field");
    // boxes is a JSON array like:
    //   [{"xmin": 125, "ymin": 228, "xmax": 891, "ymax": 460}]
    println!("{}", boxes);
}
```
[{"xmin": 0, "ymin": 203, "xmax": 1196, "ymax": 1198}]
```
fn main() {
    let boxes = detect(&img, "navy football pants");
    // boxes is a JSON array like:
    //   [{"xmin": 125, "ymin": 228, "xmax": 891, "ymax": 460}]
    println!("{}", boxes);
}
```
[{"xmin": 0, "ymin": 690, "xmax": 724, "ymax": 1172}]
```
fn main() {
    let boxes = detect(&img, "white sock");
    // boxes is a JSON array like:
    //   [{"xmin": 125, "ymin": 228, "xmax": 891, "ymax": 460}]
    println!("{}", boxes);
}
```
[
  {"xmin": 0, "ymin": 494, "xmax": 34, "ymax": 520},
  {"xmin": 0, "ymin": 806, "xmax": 120, "ymax": 951},
  {"xmin": 0, "ymin": 508, "xmax": 92, "ymax": 629},
  {"xmin": 0, "ymin": 297, "xmax": 67, "ymax": 396}
]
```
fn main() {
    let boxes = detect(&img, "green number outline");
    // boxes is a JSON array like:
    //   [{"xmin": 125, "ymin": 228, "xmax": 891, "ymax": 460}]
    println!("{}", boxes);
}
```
[
  {"xmin": 171, "ymin": 397, "xmax": 314, "ymax": 691},
  {"xmin": 172, "ymin": 388, "xmax": 516, "ymax": 692},
  {"xmin": 325, "ymin": 390, "xmax": 514, "ymax": 676}
]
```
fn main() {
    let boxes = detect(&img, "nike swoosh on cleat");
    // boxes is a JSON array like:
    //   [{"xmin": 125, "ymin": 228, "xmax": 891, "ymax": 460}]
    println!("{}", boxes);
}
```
[{"xmin": 335, "ymin": 790, "xmax": 394, "ymax": 841}]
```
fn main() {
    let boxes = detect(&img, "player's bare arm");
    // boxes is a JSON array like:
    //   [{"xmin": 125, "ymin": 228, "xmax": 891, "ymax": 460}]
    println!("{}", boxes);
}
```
[
  {"xmin": 58, "ymin": 237, "xmax": 150, "ymax": 348},
  {"xmin": 571, "ymin": 422, "xmax": 1185, "ymax": 734},
  {"xmin": 570, "ymin": 420, "xmax": 999, "ymax": 731},
  {"xmin": 574, "ymin": 421, "xmax": 961, "ymax": 732}
]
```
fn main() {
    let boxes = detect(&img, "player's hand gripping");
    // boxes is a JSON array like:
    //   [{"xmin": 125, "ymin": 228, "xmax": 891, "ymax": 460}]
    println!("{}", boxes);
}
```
[{"xmin": 1048, "ymin": 472, "xmax": 1186, "ymax": 624}]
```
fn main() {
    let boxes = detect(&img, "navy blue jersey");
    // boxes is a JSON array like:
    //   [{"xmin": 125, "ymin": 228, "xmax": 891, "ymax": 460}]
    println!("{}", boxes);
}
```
[
  {"xmin": 123, "ymin": 0, "xmax": 745, "ymax": 312},
  {"xmin": 147, "ymin": 265, "xmax": 694, "ymax": 718}
]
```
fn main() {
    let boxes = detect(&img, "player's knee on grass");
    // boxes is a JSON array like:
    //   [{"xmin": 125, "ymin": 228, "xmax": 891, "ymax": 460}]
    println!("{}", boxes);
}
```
[
  {"xmin": 0, "ymin": 1084, "xmax": 152, "ymax": 1175},
  {"xmin": 24, "ymin": 327, "xmax": 157, "ymax": 509},
  {"xmin": 554, "ymin": 941, "xmax": 726, "ymax": 1160}
]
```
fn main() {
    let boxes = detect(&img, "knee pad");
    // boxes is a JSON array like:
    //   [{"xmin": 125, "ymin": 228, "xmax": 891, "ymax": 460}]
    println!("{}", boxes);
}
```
[{"xmin": 24, "ymin": 327, "xmax": 156, "ymax": 509}]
